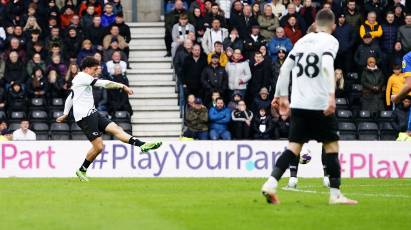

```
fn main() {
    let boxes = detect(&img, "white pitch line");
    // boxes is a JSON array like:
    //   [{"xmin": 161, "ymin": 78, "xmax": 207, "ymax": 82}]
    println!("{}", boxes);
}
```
[
  {"xmin": 298, "ymin": 184, "xmax": 411, "ymax": 189},
  {"xmin": 281, "ymin": 187, "xmax": 411, "ymax": 199}
]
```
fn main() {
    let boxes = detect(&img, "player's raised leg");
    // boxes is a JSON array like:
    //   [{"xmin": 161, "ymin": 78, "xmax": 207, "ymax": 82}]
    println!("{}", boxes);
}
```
[
  {"xmin": 262, "ymin": 142, "xmax": 302, "ymax": 204},
  {"xmin": 105, "ymin": 122, "xmax": 162, "ymax": 152},
  {"xmin": 323, "ymin": 141, "xmax": 357, "ymax": 205},
  {"xmin": 76, "ymin": 137, "xmax": 104, "ymax": 182}
]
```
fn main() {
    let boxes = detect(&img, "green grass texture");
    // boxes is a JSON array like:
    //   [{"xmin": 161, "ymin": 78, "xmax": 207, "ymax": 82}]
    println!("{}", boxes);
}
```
[{"xmin": 1, "ymin": 178, "xmax": 410, "ymax": 230}]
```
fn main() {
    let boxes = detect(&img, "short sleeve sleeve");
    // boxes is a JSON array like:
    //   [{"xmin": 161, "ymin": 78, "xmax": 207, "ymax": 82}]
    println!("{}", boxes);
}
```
[
  {"xmin": 322, "ymin": 38, "xmax": 339, "ymax": 59},
  {"xmin": 72, "ymin": 73, "xmax": 94, "ymax": 86}
]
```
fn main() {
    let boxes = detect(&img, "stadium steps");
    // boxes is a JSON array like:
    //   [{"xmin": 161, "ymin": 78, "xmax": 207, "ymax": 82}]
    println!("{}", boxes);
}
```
[{"xmin": 128, "ymin": 22, "xmax": 181, "ymax": 139}]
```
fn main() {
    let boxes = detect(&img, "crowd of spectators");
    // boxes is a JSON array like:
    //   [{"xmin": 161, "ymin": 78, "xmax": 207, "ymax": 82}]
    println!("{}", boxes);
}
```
[
  {"xmin": 0, "ymin": 0, "xmax": 133, "ymax": 140},
  {"xmin": 166, "ymin": 0, "xmax": 411, "ymax": 140}
]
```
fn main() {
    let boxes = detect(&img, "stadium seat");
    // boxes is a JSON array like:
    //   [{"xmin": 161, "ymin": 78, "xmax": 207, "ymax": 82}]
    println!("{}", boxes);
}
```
[
  {"xmin": 379, "ymin": 122, "xmax": 397, "ymax": 141},
  {"xmin": 336, "ymin": 98, "xmax": 349, "ymax": 109},
  {"xmin": 30, "ymin": 98, "xmax": 46, "ymax": 110},
  {"xmin": 378, "ymin": 111, "xmax": 393, "ymax": 123},
  {"xmin": 336, "ymin": 109, "xmax": 353, "ymax": 121},
  {"xmin": 356, "ymin": 110, "xmax": 372, "ymax": 122},
  {"xmin": 49, "ymin": 98, "xmax": 64, "ymax": 112},
  {"xmin": 357, "ymin": 122, "xmax": 379, "ymax": 140},
  {"xmin": 346, "ymin": 72, "xmax": 360, "ymax": 83},
  {"xmin": 99, "ymin": 111, "xmax": 109, "ymax": 118},
  {"xmin": 0, "ymin": 111, "xmax": 6, "ymax": 120},
  {"xmin": 338, "ymin": 122, "xmax": 357, "ymax": 140},
  {"xmin": 9, "ymin": 111, "xmax": 26, "ymax": 122},
  {"xmin": 8, "ymin": 123, "xmax": 20, "ymax": 131},
  {"xmin": 31, "ymin": 122, "xmax": 50, "ymax": 140},
  {"xmin": 30, "ymin": 110, "xmax": 48, "ymax": 122},
  {"xmin": 51, "ymin": 111, "xmax": 64, "ymax": 120},
  {"xmin": 112, "ymin": 111, "xmax": 131, "ymax": 122},
  {"xmin": 71, "ymin": 123, "xmax": 88, "ymax": 140},
  {"xmin": 50, "ymin": 123, "xmax": 70, "ymax": 140}
]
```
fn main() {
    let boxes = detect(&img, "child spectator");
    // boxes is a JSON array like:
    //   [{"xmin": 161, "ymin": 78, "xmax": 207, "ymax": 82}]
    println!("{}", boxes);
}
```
[
  {"xmin": 252, "ymin": 107, "xmax": 273, "ymax": 140},
  {"xmin": 386, "ymin": 64, "xmax": 410, "ymax": 108}
]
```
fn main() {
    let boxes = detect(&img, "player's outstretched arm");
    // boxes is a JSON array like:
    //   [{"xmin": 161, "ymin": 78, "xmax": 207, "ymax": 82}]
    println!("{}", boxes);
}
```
[
  {"xmin": 392, "ymin": 77, "xmax": 411, "ymax": 104},
  {"xmin": 94, "ymin": 79, "xmax": 134, "ymax": 95},
  {"xmin": 57, "ymin": 91, "xmax": 74, "ymax": 123}
]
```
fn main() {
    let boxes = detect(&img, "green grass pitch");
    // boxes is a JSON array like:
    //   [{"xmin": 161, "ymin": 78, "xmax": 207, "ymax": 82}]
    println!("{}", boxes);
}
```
[{"xmin": 1, "ymin": 178, "xmax": 410, "ymax": 230}]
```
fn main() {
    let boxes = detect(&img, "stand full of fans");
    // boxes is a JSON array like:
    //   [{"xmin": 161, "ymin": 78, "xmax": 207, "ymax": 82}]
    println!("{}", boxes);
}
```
[
  {"xmin": 0, "ymin": 0, "xmax": 133, "ymax": 141},
  {"xmin": 166, "ymin": 0, "xmax": 411, "ymax": 140}
]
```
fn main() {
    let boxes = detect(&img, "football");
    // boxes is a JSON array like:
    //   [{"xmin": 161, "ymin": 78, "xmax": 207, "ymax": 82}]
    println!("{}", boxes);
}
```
[{"xmin": 299, "ymin": 150, "xmax": 312, "ymax": 164}]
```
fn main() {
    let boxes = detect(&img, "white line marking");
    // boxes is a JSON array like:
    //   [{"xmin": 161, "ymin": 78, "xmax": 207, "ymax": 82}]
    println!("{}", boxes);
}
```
[
  {"xmin": 298, "ymin": 184, "xmax": 411, "ymax": 189},
  {"xmin": 281, "ymin": 187, "xmax": 411, "ymax": 199}
]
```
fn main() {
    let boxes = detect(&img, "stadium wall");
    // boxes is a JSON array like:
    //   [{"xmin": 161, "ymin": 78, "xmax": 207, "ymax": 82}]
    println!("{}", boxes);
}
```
[{"xmin": 0, "ymin": 141, "xmax": 410, "ymax": 178}]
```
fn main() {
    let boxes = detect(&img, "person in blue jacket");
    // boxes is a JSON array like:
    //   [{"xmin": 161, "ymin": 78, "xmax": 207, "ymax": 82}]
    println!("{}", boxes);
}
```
[
  {"xmin": 208, "ymin": 97, "xmax": 232, "ymax": 140},
  {"xmin": 101, "ymin": 3, "xmax": 116, "ymax": 28},
  {"xmin": 268, "ymin": 27, "xmax": 293, "ymax": 61}
]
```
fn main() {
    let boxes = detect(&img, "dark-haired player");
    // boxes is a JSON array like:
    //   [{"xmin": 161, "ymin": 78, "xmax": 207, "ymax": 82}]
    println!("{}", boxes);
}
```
[
  {"xmin": 261, "ymin": 9, "xmax": 358, "ymax": 205},
  {"xmin": 56, "ymin": 57, "xmax": 162, "ymax": 181}
]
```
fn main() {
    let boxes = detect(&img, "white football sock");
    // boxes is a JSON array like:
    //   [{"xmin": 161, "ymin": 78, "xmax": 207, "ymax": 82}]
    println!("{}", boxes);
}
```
[{"xmin": 330, "ymin": 188, "xmax": 341, "ymax": 197}]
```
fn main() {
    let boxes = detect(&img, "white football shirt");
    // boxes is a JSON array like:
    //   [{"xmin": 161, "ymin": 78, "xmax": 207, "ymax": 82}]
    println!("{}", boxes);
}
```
[{"xmin": 286, "ymin": 32, "xmax": 339, "ymax": 110}]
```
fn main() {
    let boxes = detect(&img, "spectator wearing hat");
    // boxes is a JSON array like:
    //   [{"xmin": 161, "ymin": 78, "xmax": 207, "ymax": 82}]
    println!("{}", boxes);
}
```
[
  {"xmin": 184, "ymin": 98, "xmax": 209, "ymax": 140},
  {"xmin": 397, "ymin": 14, "xmax": 411, "ymax": 52},
  {"xmin": 201, "ymin": 53, "xmax": 228, "ymax": 104},
  {"xmin": 354, "ymin": 33, "xmax": 384, "ymax": 69},
  {"xmin": 247, "ymin": 52, "xmax": 271, "ymax": 105},
  {"xmin": 182, "ymin": 44, "xmax": 207, "ymax": 97},
  {"xmin": 225, "ymin": 49, "xmax": 251, "ymax": 99},
  {"xmin": 114, "ymin": 13, "xmax": 131, "ymax": 45},
  {"xmin": 202, "ymin": 18, "xmax": 229, "ymax": 54},
  {"xmin": 12, "ymin": 119, "xmax": 36, "ymax": 141},
  {"xmin": 251, "ymin": 87, "xmax": 271, "ymax": 115},
  {"xmin": 284, "ymin": 15, "xmax": 302, "ymax": 45},
  {"xmin": 333, "ymin": 13, "xmax": 355, "ymax": 74},
  {"xmin": 207, "ymin": 41, "xmax": 228, "ymax": 67},
  {"xmin": 231, "ymin": 99, "xmax": 253, "ymax": 140},
  {"xmin": 222, "ymin": 28, "xmax": 244, "ymax": 53},
  {"xmin": 7, "ymin": 82, "xmax": 27, "ymax": 114},
  {"xmin": 101, "ymin": 3, "xmax": 116, "ymax": 28},
  {"xmin": 63, "ymin": 27, "xmax": 83, "ymax": 62},
  {"xmin": 361, "ymin": 56, "xmax": 385, "ymax": 114},
  {"xmin": 360, "ymin": 11, "xmax": 383, "ymax": 40},
  {"xmin": 243, "ymin": 23, "xmax": 267, "ymax": 59},
  {"xmin": 227, "ymin": 92, "xmax": 242, "ymax": 110},
  {"xmin": 252, "ymin": 106, "xmax": 274, "ymax": 140},
  {"xmin": 268, "ymin": 27, "xmax": 293, "ymax": 61},
  {"xmin": 171, "ymin": 13, "xmax": 195, "ymax": 57},
  {"xmin": 391, "ymin": 97, "xmax": 411, "ymax": 135},
  {"xmin": 0, "ymin": 129, "xmax": 13, "ymax": 141},
  {"xmin": 258, "ymin": 4, "xmax": 280, "ymax": 40},
  {"xmin": 209, "ymin": 97, "xmax": 232, "ymax": 140}
]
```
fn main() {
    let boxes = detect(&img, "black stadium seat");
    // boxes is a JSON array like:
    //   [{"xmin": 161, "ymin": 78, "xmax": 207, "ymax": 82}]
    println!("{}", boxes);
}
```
[
  {"xmin": 336, "ymin": 98, "xmax": 349, "ymax": 109},
  {"xmin": 112, "ymin": 111, "xmax": 130, "ymax": 122},
  {"xmin": 356, "ymin": 110, "xmax": 372, "ymax": 122},
  {"xmin": 379, "ymin": 122, "xmax": 397, "ymax": 141},
  {"xmin": 9, "ymin": 111, "xmax": 26, "ymax": 122},
  {"xmin": 71, "ymin": 123, "xmax": 88, "ymax": 140},
  {"xmin": 338, "ymin": 122, "xmax": 357, "ymax": 140},
  {"xmin": 30, "ymin": 98, "xmax": 46, "ymax": 110},
  {"xmin": 49, "ymin": 98, "xmax": 64, "ymax": 112},
  {"xmin": 378, "ymin": 111, "xmax": 393, "ymax": 123},
  {"xmin": 336, "ymin": 109, "xmax": 353, "ymax": 122},
  {"xmin": 30, "ymin": 110, "xmax": 48, "ymax": 122},
  {"xmin": 50, "ymin": 123, "xmax": 70, "ymax": 140},
  {"xmin": 0, "ymin": 111, "xmax": 6, "ymax": 120},
  {"xmin": 52, "ymin": 111, "xmax": 64, "ymax": 120},
  {"xmin": 8, "ymin": 123, "xmax": 20, "ymax": 132},
  {"xmin": 357, "ymin": 122, "xmax": 379, "ymax": 140},
  {"xmin": 32, "ymin": 123, "xmax": 49, "ymax": 140}
]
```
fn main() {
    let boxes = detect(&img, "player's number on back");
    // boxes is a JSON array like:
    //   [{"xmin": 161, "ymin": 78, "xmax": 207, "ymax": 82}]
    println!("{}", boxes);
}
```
[{"xmin": 295, "ymin": 52, "xmax": 320, "ymax": 78}]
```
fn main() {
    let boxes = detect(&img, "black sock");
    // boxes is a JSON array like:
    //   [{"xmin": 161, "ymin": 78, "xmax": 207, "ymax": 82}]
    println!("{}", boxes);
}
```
[
  {"xmin": 79, "ymin": 159, "xmax": 92, "ymax": 172},
  {"xmin": 289, "ymin": 154, "xmax": 299, "ymax": 178},
  {"xmin": 324, "ymin": 152, "xmax": 341, "ymax": 189},
  {"xmin": 128, "ymin": 136, "xmax": 145, "ymax": 147},
  {"xmin": 321, "ymin": 148, "xmax": 328, "ymax": 177},
  {"xmin": 271, "ymin": 149, "xmax": 297, "ymax": 181}
]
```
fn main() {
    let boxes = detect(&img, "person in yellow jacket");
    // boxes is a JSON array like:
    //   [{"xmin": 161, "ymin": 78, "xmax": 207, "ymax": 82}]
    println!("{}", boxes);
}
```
[
  {"xmin": 207, "ymin": 41, "xmax": 228, "ymax": 67},
  {"xmin": 359, "ymin": 11, "xmax": 383, "ymax": 39},
  {"xmin": 386, "ymin": 64, "xmax": 411, "ymax": 107}
]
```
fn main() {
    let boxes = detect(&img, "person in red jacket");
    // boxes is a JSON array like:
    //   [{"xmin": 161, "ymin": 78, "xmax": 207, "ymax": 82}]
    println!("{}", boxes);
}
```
[{"xmin": 284, "ymin": 15, "xmax": 302, "ymax": 45}]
